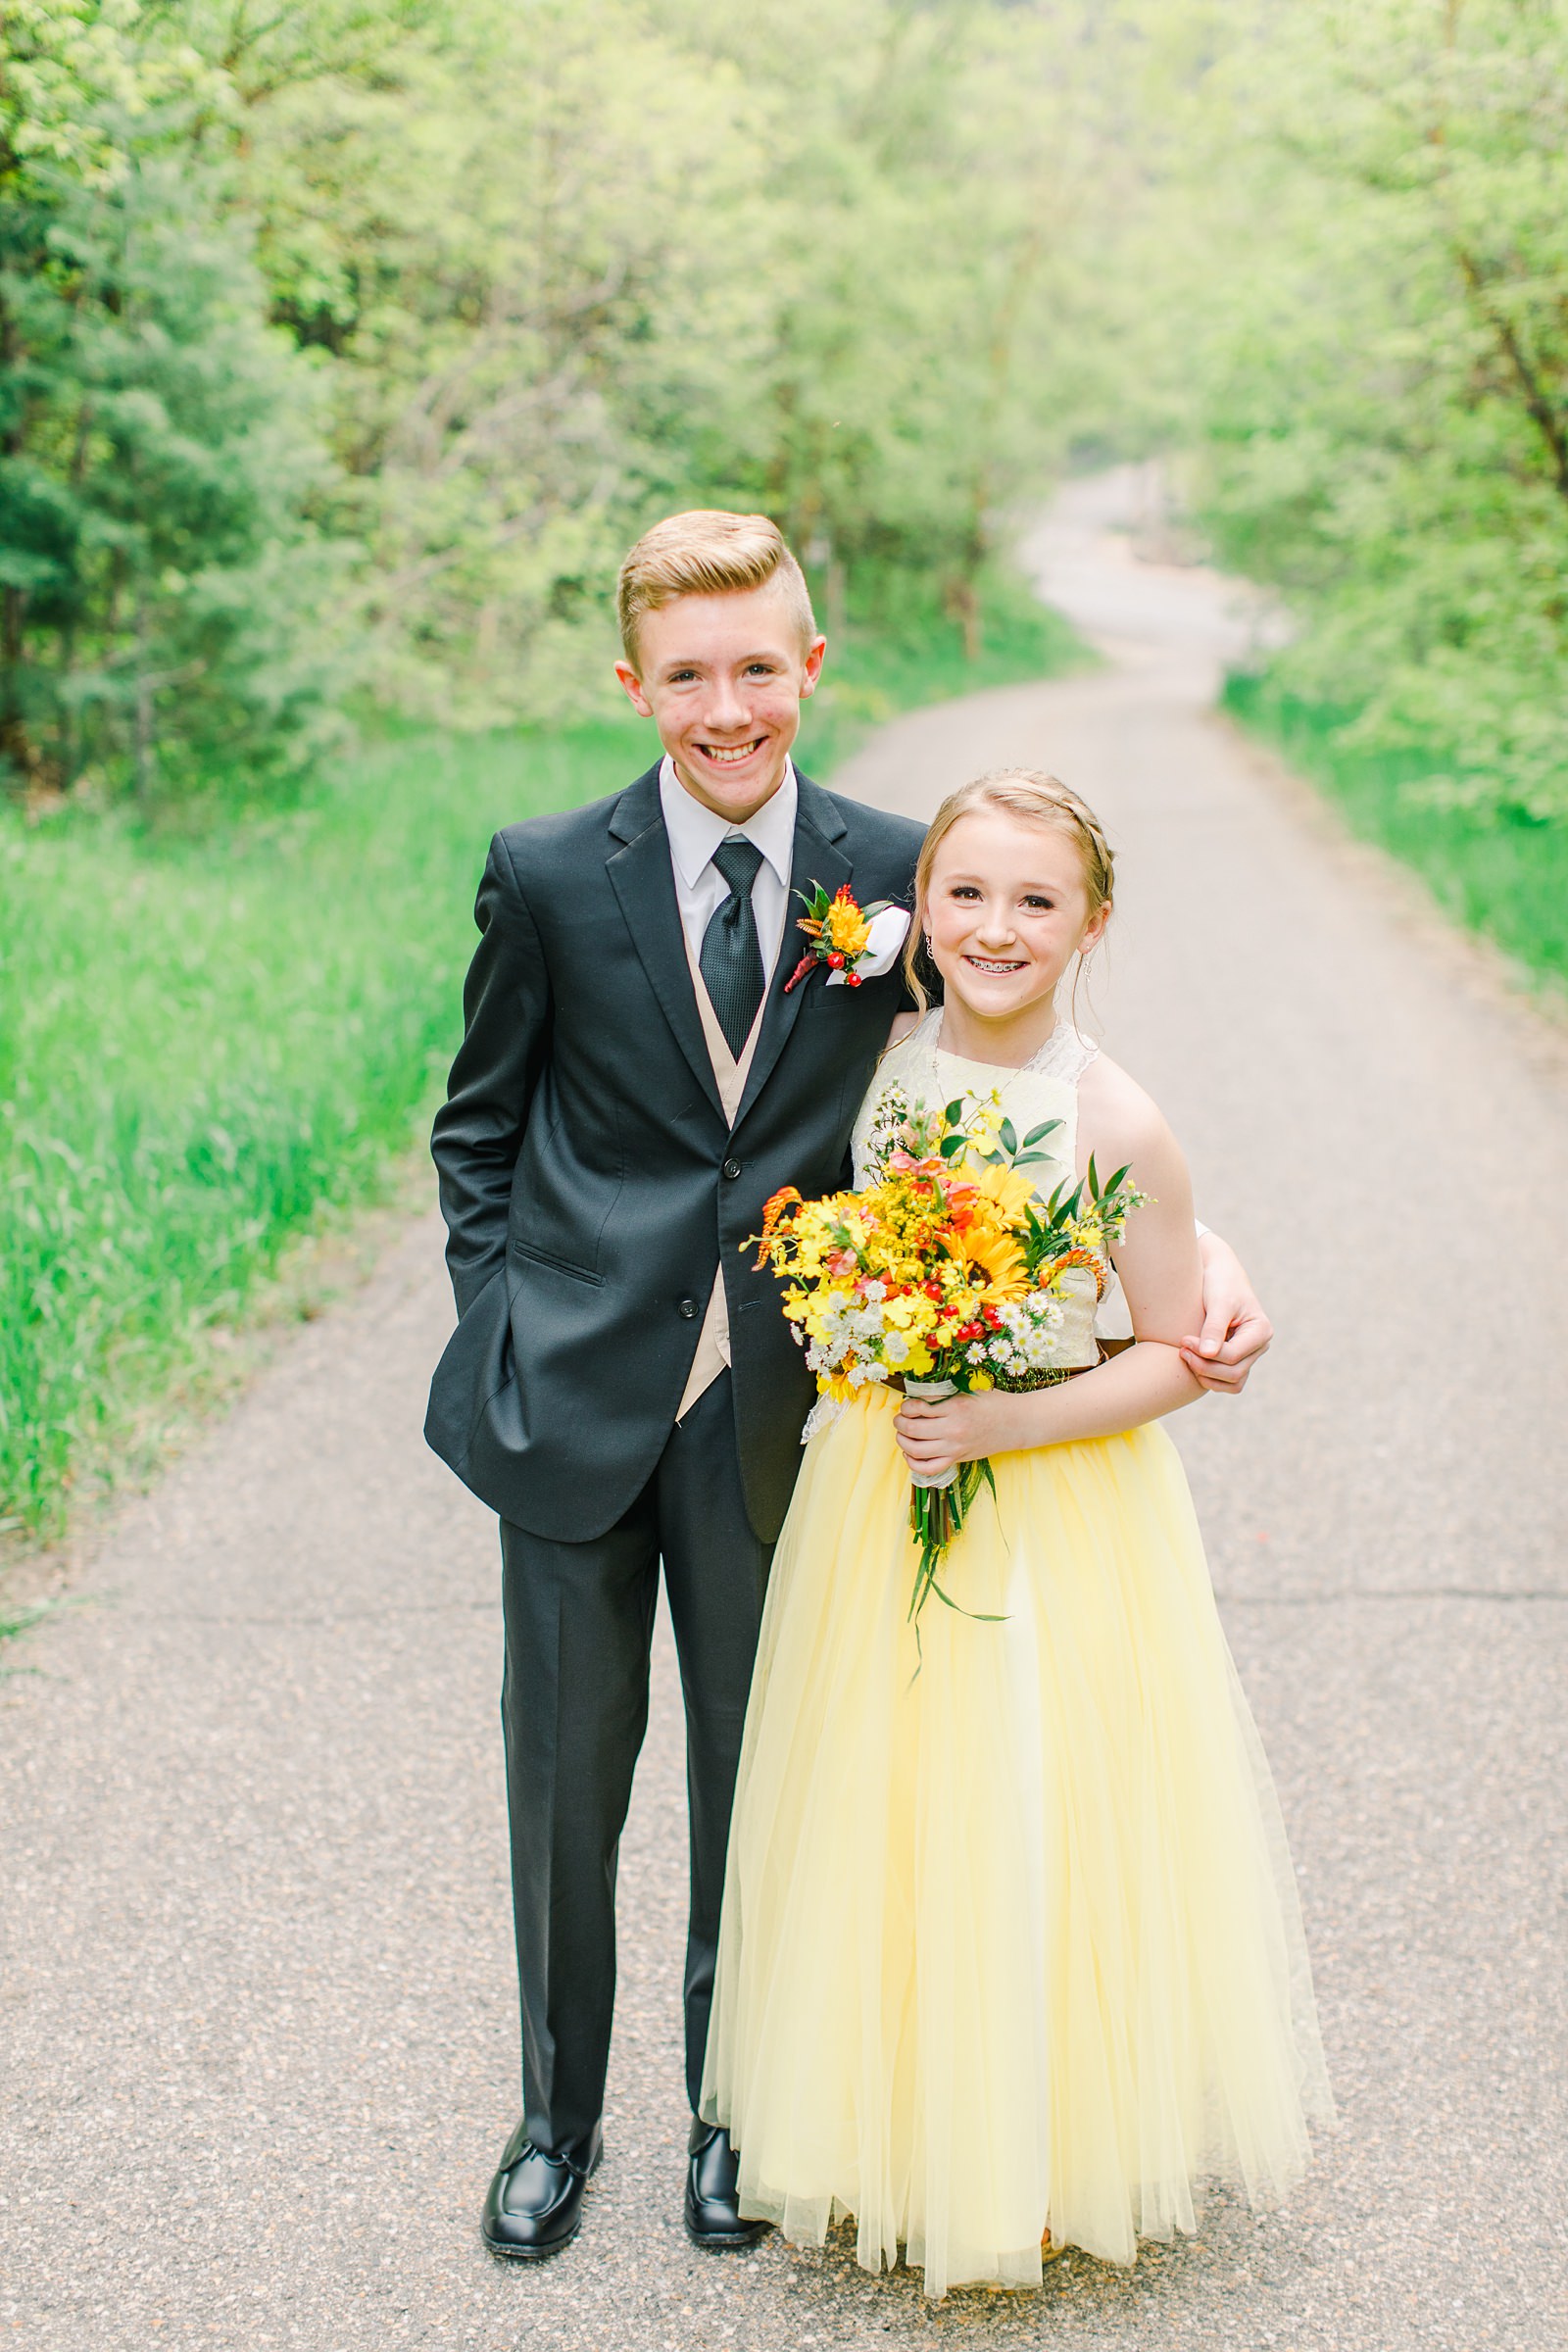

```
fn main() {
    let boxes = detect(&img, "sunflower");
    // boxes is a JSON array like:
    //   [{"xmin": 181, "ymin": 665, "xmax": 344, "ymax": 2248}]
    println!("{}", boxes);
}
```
[{"xmin": 954, "ymin": 1209, "xmax": 1029, "ymax": 1300}]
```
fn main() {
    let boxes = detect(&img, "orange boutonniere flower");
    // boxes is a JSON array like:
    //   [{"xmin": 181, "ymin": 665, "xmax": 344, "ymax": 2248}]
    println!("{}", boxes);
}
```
[{"xmin": 782, "ymin": 882, "xmax": 910, "ymax": 993}]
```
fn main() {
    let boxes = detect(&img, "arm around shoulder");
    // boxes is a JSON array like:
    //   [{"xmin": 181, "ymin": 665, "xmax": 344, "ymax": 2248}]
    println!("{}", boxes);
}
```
[{"xmin": 430, "ymin": 831, "xmax": 553, "ymax": 1315}]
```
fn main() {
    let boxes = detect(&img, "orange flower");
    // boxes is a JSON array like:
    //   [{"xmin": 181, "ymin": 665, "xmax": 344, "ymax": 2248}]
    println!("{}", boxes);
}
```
[
  {"xmin": 823, "ymin": 886, "xmax": 871, "ymax": 959},
  {"xmin": 1039, "ymin": 1247, "xmax": 1107, "ymax": 1301},
  {"xmin": 753, "ymin": 1186, "xmax": 803, "ymax": 1264}
]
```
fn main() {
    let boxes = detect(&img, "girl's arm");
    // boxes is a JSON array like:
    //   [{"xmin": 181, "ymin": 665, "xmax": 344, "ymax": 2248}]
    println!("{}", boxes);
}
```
[{"xmin": 894, "ymin": 1063, "xmax": 1204, "ymax": 1478}]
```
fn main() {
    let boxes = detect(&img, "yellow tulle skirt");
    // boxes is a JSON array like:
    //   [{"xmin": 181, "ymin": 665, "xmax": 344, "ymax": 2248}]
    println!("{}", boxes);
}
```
[{"xmin": 701, "ymin": 1389, "xmax": 1334, "ymax": 2297}]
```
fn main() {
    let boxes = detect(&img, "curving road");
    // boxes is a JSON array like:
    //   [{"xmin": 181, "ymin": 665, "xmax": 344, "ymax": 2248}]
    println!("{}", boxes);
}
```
[{"xmin": 3, "ymin": 472, "xmax": 1566, "ymax": 2351}]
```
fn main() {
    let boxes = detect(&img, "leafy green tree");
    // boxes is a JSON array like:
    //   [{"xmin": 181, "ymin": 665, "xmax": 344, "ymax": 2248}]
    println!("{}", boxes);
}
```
[
  {"xmin": 1, "ymin": 0, "xmax": 345, "ymax": 799},
  {"xmin": 1181, "ymin": 0, "xmax": 1568, "ymax": 817}
]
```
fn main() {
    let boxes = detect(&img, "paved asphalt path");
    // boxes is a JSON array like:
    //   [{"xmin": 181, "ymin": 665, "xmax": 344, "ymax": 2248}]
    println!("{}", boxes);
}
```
[{"xmin": 4, "ymin": 472, "xmax": 1566, "ymax": 2351}]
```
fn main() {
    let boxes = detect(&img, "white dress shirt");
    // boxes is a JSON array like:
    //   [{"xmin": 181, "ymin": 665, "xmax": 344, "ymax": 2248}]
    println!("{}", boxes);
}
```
[
  {"xmin": 659, "ymin": 755, "xmax": 798, "ymax": 981},
  {"xmin": 658, "ymin": 756, "xmax": 798, "ymax": 1419}
]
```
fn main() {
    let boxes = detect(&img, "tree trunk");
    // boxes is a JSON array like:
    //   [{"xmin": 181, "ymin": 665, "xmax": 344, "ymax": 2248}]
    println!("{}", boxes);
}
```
[
  {"xmin": 134, "ymin": 586, "xmax": 154, "ymax": 802},
  {"xmin": 0, "ymin": 268, "xmax": 38, "ymax": 794}
]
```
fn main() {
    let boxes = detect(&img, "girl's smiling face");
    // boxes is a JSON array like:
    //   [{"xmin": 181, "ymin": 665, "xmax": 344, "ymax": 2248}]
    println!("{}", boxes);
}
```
[{"xmin": 923, "ymin": 808, "xmax": 1109, "ymax": 1032}]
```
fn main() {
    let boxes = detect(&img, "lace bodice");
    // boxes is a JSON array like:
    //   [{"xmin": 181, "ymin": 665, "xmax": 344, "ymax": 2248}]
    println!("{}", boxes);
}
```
[{"xmin": 850, "ymin": 1008, "xmax": 1132, "ymax": 1341}]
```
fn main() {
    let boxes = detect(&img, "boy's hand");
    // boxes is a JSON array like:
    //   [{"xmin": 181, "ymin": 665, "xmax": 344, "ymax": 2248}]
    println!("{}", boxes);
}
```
[{"xmin": 1182, "ymin": 1232, "xmax": 1273, "ymax": 1395}]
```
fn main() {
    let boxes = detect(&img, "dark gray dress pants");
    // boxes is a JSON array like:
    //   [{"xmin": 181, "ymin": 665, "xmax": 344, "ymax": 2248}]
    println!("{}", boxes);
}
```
[{"xmin": 499, "ymin": 1371, "xmax": 774, "ymax": 2158}]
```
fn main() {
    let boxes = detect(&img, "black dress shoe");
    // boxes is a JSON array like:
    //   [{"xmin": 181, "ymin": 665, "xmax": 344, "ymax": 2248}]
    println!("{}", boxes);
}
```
[
  {"xmin": 482, "ymin": 2119, "xmax": 602, "ymax": 2261},
  {"xmin": 685, "ymin": 2118, "xmax": 767, "ymax": 2251}
]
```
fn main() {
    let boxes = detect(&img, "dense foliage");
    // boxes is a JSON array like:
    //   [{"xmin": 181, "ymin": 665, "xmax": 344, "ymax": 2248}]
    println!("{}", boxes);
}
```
[
  {"xmin": 0, "ymin": 0, "xmax": 1137, "ymax": 801},
  {"xmin": 1182, "ymin": 0, "xmax": 1568, "ymax": 823},
  {"xmin": 5, "ymin": 3, "xmax": 1564, "ymax": 814},
  {"xmin": 0, "ymin": 3, "xmax": 346, "ymax": 799}
]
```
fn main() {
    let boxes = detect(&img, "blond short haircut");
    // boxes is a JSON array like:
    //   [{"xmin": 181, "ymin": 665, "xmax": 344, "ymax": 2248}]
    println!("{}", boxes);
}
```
[
  {"xmin": 905, "ymin": 769, "xmax": 1116, "ymax": 1014},
  {"xmin": 615, "ymin": 510, "xmax": 817, "ymax": 666}
]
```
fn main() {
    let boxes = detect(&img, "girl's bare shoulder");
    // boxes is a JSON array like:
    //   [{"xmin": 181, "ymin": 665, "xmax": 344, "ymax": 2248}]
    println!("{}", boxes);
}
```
[{"xmin": 1075, "ymin": 1048, "xmax": 1186, "ymax": 1177}]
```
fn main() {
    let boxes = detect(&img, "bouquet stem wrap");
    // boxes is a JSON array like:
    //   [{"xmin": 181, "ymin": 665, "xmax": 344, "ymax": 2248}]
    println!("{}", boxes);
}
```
[
  {"xmin": 901, "ymin": 1377, "xmax": 960, "ymax": 1491},
  {"xmin": 902, "ymin": 1378, "xmax": 998, "ymax": 1630}
]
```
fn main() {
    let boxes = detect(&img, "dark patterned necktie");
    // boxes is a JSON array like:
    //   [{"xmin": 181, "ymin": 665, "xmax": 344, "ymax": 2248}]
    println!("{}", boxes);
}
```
[{"xmin": 700, "ymin": 836, "xmax": 766, "ymax": 1056}]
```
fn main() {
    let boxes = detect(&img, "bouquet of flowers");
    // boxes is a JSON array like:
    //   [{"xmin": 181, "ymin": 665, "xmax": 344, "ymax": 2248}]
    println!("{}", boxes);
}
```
[{"xmin": 750, "ymin": 1084, "xmax": 1148, "ymax": 1629}]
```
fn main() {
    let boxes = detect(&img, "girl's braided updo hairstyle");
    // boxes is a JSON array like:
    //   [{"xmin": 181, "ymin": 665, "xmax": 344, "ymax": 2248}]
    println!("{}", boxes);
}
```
[{"xmin": 903, "ymin": 768, "xmax": 1116, "ymax": 1017}]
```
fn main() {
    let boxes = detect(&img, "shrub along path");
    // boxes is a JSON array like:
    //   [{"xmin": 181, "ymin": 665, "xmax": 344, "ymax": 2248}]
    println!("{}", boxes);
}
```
[{"xmin": 3, "ymin": 491, "xmax": 1566, "ymax": 2351}]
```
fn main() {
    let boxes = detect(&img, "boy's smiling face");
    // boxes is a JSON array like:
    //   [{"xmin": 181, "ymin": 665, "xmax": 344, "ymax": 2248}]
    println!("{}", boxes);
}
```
[{"xmin": 614, "ymin": 581, "xmax": 827, "ymax": 822}]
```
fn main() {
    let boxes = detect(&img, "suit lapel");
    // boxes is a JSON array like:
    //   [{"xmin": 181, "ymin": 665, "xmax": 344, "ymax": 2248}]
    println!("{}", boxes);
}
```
[
  {"xmin": 733, "ymin": 773, "xmax": 852, "ymax": 1128},
  {"xmin": 606, "ymin": 769, "xmax": 726, "ymax": 1125}
]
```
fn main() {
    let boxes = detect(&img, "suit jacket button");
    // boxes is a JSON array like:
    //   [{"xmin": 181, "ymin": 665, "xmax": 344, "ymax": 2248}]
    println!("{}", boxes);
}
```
[
  {"xmin": 678, "ymin": 1297, "xmax": 699, "ymax": 1319},
  {"xmin": 722, "ymin": 1157, "xmax": 742, "ymax": 1181}
]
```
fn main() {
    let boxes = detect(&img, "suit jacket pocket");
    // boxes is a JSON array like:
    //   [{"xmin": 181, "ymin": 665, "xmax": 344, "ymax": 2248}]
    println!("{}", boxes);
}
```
[{"xmin": 510, "ymin": 1239, "xmax": 604, "ymax": 1287}]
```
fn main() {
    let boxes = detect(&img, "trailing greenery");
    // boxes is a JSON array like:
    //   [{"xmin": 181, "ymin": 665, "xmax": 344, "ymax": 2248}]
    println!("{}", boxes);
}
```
[
  {"xmin": 0, "ymin": 1594, "xmax": 70, "ymax": 1671},
  {"xmin": 0, "ymin": 573, "xmax": 1076, "ymax": 1540},
  {"xmin": 1223, "ymin": 672, "xmax": 1568, "ymax": 996}
]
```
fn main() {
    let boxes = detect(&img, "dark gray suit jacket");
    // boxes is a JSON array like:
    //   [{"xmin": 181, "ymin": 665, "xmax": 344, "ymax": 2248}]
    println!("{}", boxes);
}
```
[{"xmin": 425, "ymin": 762, "xmax": 925, "ymax": 1544}]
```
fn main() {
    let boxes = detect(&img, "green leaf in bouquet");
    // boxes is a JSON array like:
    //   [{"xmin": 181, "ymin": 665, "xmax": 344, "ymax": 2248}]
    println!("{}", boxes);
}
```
[
  {"xmin": 939, "ymin": 1133, "xmax": 967, "ymax": 1158},
  {"xmin": 1086, "ymin": 1151, "xmax": 1101, "ymax": 1200},
  {"xmin": 1100, "ymin": 1161, "xmax": 1132, "ymax": 1202},
  {"xmin": 929, "ymin": 1580, "xmax": 1005, "ymax": 1623},
  {"xmin": 1021, "ymin": 1119, "xmax": 1062, "ymax": 1148},
  {"xmin": 999, "ymin": 1116, "xmax": 1018, "ymax": 1156},
  {"xmin": 944, "ymin": 1099, "xmax": 964, "ymax": 1125}
]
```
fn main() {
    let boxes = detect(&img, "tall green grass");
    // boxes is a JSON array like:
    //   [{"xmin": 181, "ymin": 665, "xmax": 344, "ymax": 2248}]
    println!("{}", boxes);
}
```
[
  {"xmin": 1, "ymin": 723, "xmax": 638, "ymax": 1535},
  {"xmin": 1223, "ymin": 674, "xmax": 1568, "ymax": 996},
  {"xmin": 2, "ymin": 577, "xmax": 1079, "ymax": 1541}
]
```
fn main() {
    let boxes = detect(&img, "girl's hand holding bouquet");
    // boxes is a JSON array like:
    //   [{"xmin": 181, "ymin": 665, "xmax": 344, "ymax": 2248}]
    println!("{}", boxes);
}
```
[{"xmin": 749, "ymin": 1083, "xmax": 1147, "ymax": 1628}]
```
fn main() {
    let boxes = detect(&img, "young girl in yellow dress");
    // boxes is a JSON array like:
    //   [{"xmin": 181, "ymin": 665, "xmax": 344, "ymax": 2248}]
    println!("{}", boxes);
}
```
[{"xmin": 701, "ymin": 769, "xmax": 1333, "ymax": 2298}]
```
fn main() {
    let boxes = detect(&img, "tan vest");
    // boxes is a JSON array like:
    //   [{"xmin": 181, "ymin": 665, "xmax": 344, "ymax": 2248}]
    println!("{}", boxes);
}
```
[{"xmin": 676, "ymin": 938, "xmax": 766, "ymax": 1420}]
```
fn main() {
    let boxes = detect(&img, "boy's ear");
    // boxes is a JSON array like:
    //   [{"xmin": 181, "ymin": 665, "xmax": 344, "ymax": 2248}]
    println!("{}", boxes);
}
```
[
  {"xmin": 801, "ymin": 634, "xmax": 828, "ymax": 696},
  {"xmin": 613, "ymin": 659, "xmax": 654, "ymax": 718}
]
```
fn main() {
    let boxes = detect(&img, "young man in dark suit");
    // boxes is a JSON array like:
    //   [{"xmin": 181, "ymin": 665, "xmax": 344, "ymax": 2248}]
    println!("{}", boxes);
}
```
[{"xmin": 426, "ymin": 511, "xmax": 1272, "ymax": 2260}]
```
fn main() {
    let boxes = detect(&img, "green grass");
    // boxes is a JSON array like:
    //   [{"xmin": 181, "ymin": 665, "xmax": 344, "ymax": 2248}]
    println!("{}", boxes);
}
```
[
  {"xmin": 1223, "ymin": 673, "xmax": 1568, "ymax": 997},
  {"xmin": 0, "ymin": 722, "xmax": 640, "ymax": 1538},
  {"xmin": 1, "ymin": 568, "xmax": 1081, "ymax": 1545},
  {"xmin": 0, "ymin": 1596, "xmax": 73, "ymax": 1674}
]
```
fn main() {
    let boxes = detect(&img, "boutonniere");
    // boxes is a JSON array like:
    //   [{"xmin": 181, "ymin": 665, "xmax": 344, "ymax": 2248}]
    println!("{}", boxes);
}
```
[{"xmin": 783, "ymin": 883, "xmax": 911, "ymax": 994}]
